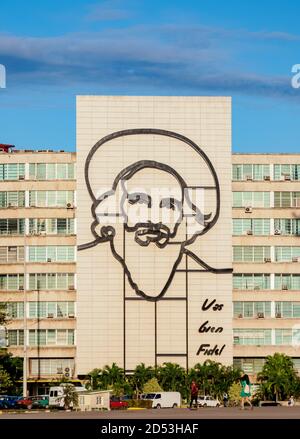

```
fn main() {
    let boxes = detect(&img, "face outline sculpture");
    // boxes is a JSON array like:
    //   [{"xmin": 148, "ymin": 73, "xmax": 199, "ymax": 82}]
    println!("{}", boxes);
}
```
[{"xmin": 78, "ymin": 128, "xmax": 230, "ymax": 302}]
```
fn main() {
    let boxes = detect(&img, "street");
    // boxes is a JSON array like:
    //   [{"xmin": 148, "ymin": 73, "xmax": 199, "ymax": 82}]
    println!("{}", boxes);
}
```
[{"xmin": 1, "ymin": 406, "xmax": 300, "ymax": 419}]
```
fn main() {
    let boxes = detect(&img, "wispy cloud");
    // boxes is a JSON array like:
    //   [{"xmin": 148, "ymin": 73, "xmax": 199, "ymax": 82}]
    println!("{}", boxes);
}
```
[
  {"xmin": 85, "ymin": 1, "xmax": 132, "ymax": 22},
  {"xmin": 0, "ymin": 23, "xmax": 299, "ymax": 101}
]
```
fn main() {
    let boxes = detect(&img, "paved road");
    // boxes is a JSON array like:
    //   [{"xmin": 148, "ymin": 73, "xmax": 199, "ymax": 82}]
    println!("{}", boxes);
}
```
[{"xmin": 1, "ymin": 407, "xmax": 300, "ymax": 419}]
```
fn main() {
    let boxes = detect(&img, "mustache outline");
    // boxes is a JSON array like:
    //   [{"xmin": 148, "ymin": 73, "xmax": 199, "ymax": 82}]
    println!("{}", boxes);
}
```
[{"xmin": 125, "ymin": 222, "xmax": 172, "ymax": 248}]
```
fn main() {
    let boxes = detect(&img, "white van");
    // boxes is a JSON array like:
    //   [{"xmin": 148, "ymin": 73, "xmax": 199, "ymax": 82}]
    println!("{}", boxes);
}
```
[
  {"xmin": 141, "ymin": 392, "xmax": 181, "ymax": 409},
  {"xmin": 49, "ymin": 384, "xmax": 86, "ymax": 408}
]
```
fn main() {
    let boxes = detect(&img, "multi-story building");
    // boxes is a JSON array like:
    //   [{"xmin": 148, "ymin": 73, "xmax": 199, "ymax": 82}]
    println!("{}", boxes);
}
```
[
  {"xmin": 1, "ymin": 122, "xmax": 300, "ymax": 391},
  {"xmin": 0, "ymin": 146, "xmax": 76, "ymax": 394},
  {"xmin": 232, "ymin": 154, "xmax": 300, "ymax": 378}
]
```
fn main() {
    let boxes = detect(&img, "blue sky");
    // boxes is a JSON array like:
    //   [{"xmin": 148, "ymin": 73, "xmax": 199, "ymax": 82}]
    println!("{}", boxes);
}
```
[{"xmin": 0, "ymin": 0, "xmax": 299, "ymax": 152}]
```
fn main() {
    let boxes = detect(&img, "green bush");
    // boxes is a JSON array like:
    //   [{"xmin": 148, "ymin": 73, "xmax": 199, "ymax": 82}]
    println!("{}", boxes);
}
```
[{"xmin": 126, "ymin": 399, "xmax": 153, "ymax": 409}]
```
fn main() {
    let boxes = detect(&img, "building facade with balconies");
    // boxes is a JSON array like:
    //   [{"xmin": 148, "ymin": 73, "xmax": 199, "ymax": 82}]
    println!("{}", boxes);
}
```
[
  {"xmin": 1, "ymin": 145, "xmax": 300, "ymax": 390},
  {"xmin": 232, "ymin": 154, "xmax": 300, "ymax": 378},
  {"xmin": 0, "ymin": 149, "xmax": 76, "ymax": 393}
]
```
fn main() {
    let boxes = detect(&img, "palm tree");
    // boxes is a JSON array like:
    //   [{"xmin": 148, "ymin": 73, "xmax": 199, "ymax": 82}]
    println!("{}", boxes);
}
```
[
  {"xmin": 86, "ymin": 368, "xmax": 102, "ymax": 390},
  {"xmin": 62, "ymin": 384, "xmax": 79, "ymax": 410},
  {"xmin": 131, "ymin": 363, "xmax": 155, "ymax": 397},
  {"xmin": 257, "ymin": 353, "xmax": 299, "ymax": 402},
  {"xmin": 157, "ymin": 363, "xmax": 186, "ymax": 395},
  {"xmin": 101, "ymin": 362, "xmax": 125, "ymax": 391}
]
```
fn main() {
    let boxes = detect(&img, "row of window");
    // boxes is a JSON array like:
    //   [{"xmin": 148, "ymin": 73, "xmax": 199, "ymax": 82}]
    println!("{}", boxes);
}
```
[
  {"xmin": 0, "ymin": 273, "xmax": 75, "ymax": 291},
  {"xmin": 0, "ymin": 191, "xmax": 74, "ymax": 208},
  {"xmin": 29, "ymin": 163, "xmax": 75, "ymax": 180},
  {"xmin": 232, "ymin": 218, "xmax": 300, "ymax": 235},
  {"xmin": 233, "ymin": 329, "xmax": 300, "ymax": 346},
  {"xmin": 28, "ymin": 246, "xmax": 75, "ymax": 262},
  {"xmin": 233, "ymin": 358, "xmax": 300, "ymax": 374},
  {"xmin": 29, "ymin": 358, "xmax": 75, "ymax": 376},
  {"xmin": 0, "ymin": 218, "xmax": 75, "ymax": 235},
  {"xmin": 233, "ymin": 274, "xmax": 300, "ymax": 290},
  {"xmin": 233, "ymin": 301, "xmax": 300, "ymax": 318},
  {"xmin": 232, "ymin": 164, "xmax": 300, "ymax": 181},
  {"xmin": 0, "ymin": 246, "xmax": 75, "ymax": 263},
  {"xmin": 0, "ymin": 163, "xmax": 75, "ymax": 181},
  {"xmin": 7, "ymin": 329, "xmax": 75, "ymax": 346},
  {"xmin": 233, "ymin": 246, "xmax": 300, "ymax": 262},
  {"xmin": 233, "ymin": 191, "xmax": 300, "ymax": 208},
  {"xmin": 2, "ymin": 302, "xmax": 75, "ymax": 319}
]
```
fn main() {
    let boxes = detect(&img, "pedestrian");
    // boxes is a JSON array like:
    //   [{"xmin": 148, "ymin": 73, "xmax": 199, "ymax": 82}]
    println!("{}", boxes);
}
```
[
  {"xmin": 240, "ymin": 374, "xmax": 253, "ymax": 410},
  {"xmin": 288, "ymin": 396, "xmax": 295, "ymax": 407},
  {"xmin": 223, "ymin": 391, "xmax": 228, "ymax": 407},
  {"xmin": 189, "ymin": 380, "xmax": 199, "ymax": 409}
]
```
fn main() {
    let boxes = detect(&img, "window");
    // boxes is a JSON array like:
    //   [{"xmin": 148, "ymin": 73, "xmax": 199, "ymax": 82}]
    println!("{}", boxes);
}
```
[
  {"xmin": 28, "ymin": 246, "xmax": 75, "ymax": 262},
  {"xmin": 275, "ymin": 247, "xmax": 300, "ymax": 262},
  {"xmin": 28, "ymin": 302, "xmax": 75, "ymax": 318},
  {"xmin": 275, "ymin": 302, "xmax": 300, "ymax": 318},
  {"xmin": 274, "ymin": 219, "xmax": 300, "ymax": 236},
  {"xmin": 30, "ymin": 358, "xmax": 74, "ymax": 376},
  {"xmin": 274, "ymin": 164, "xmax": 300, "ymax": 181},
  {"xmin": 0, "ymin": 246, "xmax": 24, "ymax": 263},
  {"xmin": 233, "ymin": 329, "xmax": 272, "ymax": 345},
  {"xmin": 233, "ymin": 274, "xmax": 270, "ymax": 290},
  {"xmin": 0, "ymin": 191, "xmax": 25, "ymax": 208},
  {"xmin": 232, "ymin": 164, "xmax": 270, "ymax": 181},
  {"xmin": 275, "ymin": 274, "xmax": 300, "ymax": 290},
  {"xmin": 233, "ymin": 246, "xmax": 271, "ymax": 262},
  {"xmin": 1, "ymin": 302, "xmax": 24, "ymax": 319},
  {"xmin": 233, "ymin": 302, "xmax": 271, "ymax": 318},
  {"xmin": 7, "ymin": 330, "xmax": 24, "ymax": 346},
  {"xmin": 29, "ymin": 163, "xmax": 75, "ymax": 180},
  {"xmin": 274, "ymin": 192, "xmax": 300, "ymax": 208},
  {"xmin": 28, "ymin": 329, "xmax": 75, "ymax": 346},
  {"xmin": 0, "ymin": 274, "xmax": 24, "ymax": 291},
  {"xmin": 233, "ymin": 192, "xmax": 270, "ymax": 208},
  {"xmin": 29, "ymin": 191, "xmax": 74, "ymax": 207},
  {"xmin": 0, "ymin": 164, "xmax": 25, "ymax": 180},
  {"xmin": 29, "ymin": 218, "xmax": 75, "ymax": 235},
  {"xmin": 233, "ymin": 358, "xmax": 265, "ymax": 374},
  {"xmin": 0, "ymin": 219, "xmax": 25, "ymax": 235},
  {"xmin": 232, "ymin": 219, "xmax": 270, "ymax": 236},
  {"xmin": 29, "ymin": 273, "xmax": 75, "ymax": 290},
  {"xmin": 275, "ymin": 329, "xmax": 300, "ymax": 345}
]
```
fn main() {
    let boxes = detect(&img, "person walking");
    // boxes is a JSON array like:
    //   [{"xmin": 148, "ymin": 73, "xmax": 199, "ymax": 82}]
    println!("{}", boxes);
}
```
[
  {"xmin": 240, "ymin": 374, "xmax": 253, "ymax": 410},
  {"xmin": 189, "ymin": 380, "xmax": 199, "ymax": 409}
]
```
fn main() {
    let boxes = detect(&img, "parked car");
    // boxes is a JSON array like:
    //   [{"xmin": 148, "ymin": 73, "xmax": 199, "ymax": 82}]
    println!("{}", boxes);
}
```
[
  {"xmin": 0, "ymin": 395, "xmax": 21, "ymax": 409},
  {"xmin": 32, "ymin": 395, "xmax": 49, "ymax": 409},
  {"xmin": 141, "ymin": 392, "xmax": 181, "ymax": 409},
  {"xmin": 110, "ymin": 396, "xmax": 128, "ymax": 410},
  {"xmin": 16, "ymin": 396, "xmax": 34, "ymax": 409},
  {"xmin": 197, "ymin": 395, "xmax": 220, "ymax": 407}
]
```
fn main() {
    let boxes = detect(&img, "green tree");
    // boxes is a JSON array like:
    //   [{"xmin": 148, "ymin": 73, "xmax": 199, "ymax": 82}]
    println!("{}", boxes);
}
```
[
  {"xmin": 131, "ymin": 363, "xmax": 155, "ymax": 397},
  {"xmin": 0, "ymin": 365, "xmax": 13, "ymax": 393},
  {"xmin": 188, "ymin": 361, "xmax": 241, "ymax": 398},
  {"xmin": 157, "ymin": 363, "xmax": 187, "ymax": 396},
  {"xmin": 86, "ymin": 368, "xmax": 102, "ymax": 390},
  {"xmin": 0, "ymin": 349, "xmax": 23, "ymax": 394},
  {"xmin": 0, "ymin": 302, "xmax": 7, "ymax": 326},
  {"xmin": 143, "ymin": 378, "xmax": 163, "ymax": 393},
  {"xmin": 62, "ymin": 384, "xmax": 79, "ymax": 410},
  {"xmin": 101, "ymin": 362, "xmax": 125, "ymax": 388},
  {"xmin": 258, "ymin": 353, "xmax": 300, "ymax": 402},
  {"xmin": 228, "ymin": 382, "xmax": 242, "ymax": 406}
]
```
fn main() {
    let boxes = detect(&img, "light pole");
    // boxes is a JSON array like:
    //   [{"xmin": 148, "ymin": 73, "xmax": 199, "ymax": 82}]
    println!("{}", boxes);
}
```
[{"xmin": 22, "ymin": 232, "xmax": 27, "ymax": 397}]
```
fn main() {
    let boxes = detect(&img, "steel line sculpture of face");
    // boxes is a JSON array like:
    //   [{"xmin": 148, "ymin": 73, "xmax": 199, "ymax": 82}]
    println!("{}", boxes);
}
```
[{"xmin": 78, "ymin": 129, "xmax": 231, "ymax": 302}]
